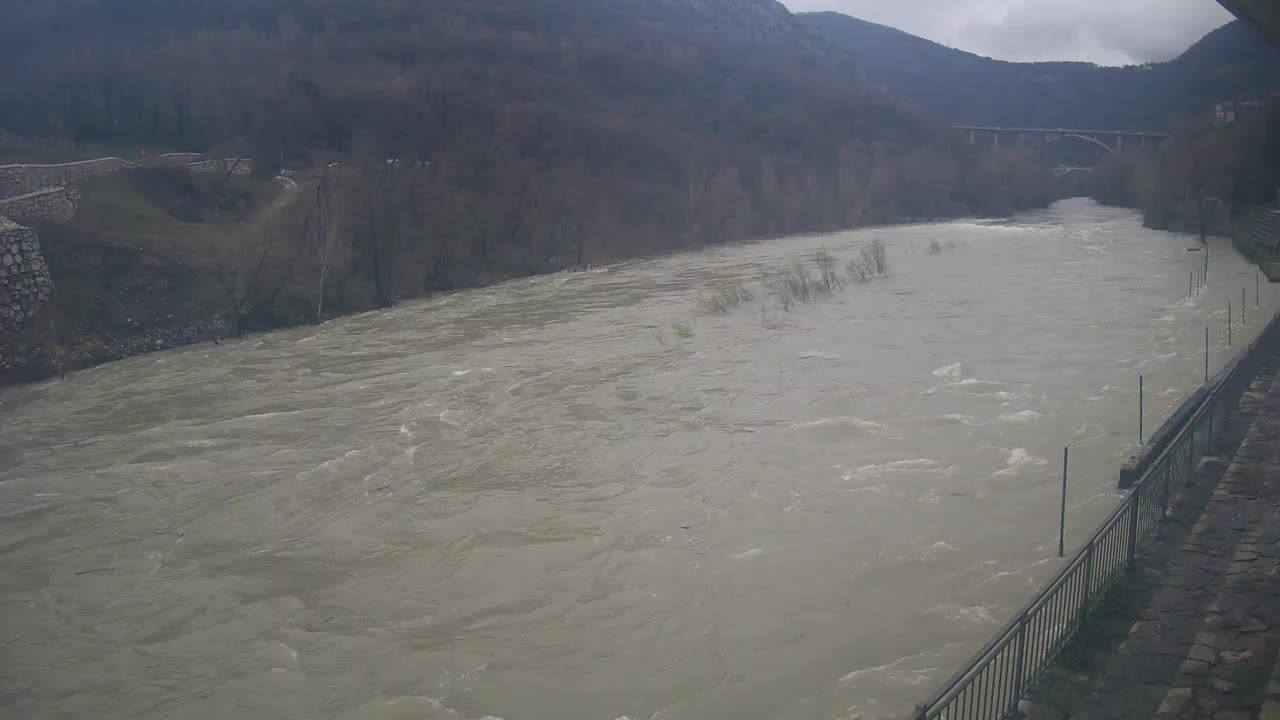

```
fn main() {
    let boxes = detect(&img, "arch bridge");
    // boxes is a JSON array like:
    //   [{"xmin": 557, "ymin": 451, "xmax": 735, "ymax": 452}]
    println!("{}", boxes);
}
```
[{"xmin": 954, "ymin": 126, "xmax": 1170, "ymax": 154}]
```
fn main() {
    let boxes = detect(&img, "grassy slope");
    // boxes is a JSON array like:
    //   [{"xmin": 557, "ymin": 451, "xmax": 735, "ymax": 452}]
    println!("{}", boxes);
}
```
[
  {"xmin": 0, "ymin": 167, "xmax": 306, "ymax": 383},
  {"xmin": 65, "ymin": 169, "xmax": 281, "ymax": 260}
]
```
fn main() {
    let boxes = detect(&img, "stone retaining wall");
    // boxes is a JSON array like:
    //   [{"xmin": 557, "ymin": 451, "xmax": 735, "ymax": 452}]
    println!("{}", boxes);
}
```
[
  {"xmin": 0, "ymin": 217, "xmax": 52, "ymax": 334},
  {"xmin": 0, "ymin": 155, "xmax": 252, "ymax": 202},
  {"xmin": 0, "ymin": 157, "xmax": 135, "ymax": 199},
  {"xmin": 186, "ymin": 158, "xmax": 255, "ymax": 175},
  {"xmin": 0, "ymin": 187, "xmax": 80, "ymax": 223}
]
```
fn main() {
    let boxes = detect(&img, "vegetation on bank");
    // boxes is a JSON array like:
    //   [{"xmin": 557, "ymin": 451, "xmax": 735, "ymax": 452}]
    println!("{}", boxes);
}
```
[
  {"xmin": 0, "ymin": 0, "xmax": 1066, "ymax": 382},
  {"xmin": 0, "ymin": 0, "xmax": 1056, "ymax": 280},
  {"xmin": 692, "ymin": 240, "xmax": 892, "ymax": 318},
  {"xmin": 1086, "ymin": 98, "xmax": 1280, "ymax": 236}
]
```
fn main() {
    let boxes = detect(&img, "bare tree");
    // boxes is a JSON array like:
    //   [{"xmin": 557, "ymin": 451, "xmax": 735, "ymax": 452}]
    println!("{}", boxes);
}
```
[
  {"xmin": 211, "ymin": 228, "xmax": 277, "ymax": 336},
  {"xmin": 307, "ymin": 168, "xmax": 342, "ymax": 323}
]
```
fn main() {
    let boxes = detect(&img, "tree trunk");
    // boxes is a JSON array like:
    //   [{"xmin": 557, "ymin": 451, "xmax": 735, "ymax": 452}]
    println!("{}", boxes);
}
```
[
  {"xmin": 316, "ymin": 264, "xmax": 328, "ymax": 323},
  {"xmin": 43, "ymin": 302, "xmax": 65, "ymax": 380},
  {"xmin": 1197, "ymin": 193, "xmax": 1207, "ymax": 245}
]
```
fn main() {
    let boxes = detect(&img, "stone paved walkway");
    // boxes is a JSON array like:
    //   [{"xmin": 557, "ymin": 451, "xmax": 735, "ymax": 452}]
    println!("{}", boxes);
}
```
[{"xmin": 1045, "ymin": 360, "xmax": 1280, "ymax": 719}]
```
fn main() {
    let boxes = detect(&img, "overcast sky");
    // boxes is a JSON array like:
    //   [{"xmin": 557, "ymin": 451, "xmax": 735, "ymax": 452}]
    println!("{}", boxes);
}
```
[{"xmin": 780, "ymin": 0, "xmax": 1235, "ymax": 65}]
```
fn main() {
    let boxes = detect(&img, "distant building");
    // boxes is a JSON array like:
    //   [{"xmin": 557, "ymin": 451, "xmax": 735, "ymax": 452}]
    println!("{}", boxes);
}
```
[{"xmin": 1215, "ymin": 99, "xmax": 1269, "ymax": 126}]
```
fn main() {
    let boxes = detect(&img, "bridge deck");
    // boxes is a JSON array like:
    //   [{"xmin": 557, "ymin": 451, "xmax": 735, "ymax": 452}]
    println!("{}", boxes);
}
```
[{"xmin": 953, "ymin": 126, "xmax": 1170, "ymax": 138}]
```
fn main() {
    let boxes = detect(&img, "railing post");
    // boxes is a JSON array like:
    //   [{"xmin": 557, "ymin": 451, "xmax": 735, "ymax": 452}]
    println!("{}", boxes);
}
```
[
  {"xmin": 1010, "ymin": 616, "xmax": 1030, "ymax": 716},
  {"xmin": 1126, "ymin": 494, "xmax": 1140, "ymax": 562},
  {"xmin": 1186, "ymin": 427, "xmax": 1195, "ymax": 487},
  {"xmin": 913, "ymin": 704, "xmax": 927, "ymax": 720},
  {"xmin": 1207, "ymin": 407, "xmax": 1214, "ymax": 456},
  {"xmin": 1082, "ymin": 541, "xmax": 1096, "ymax": 612},
  {"xmin": 1161, "ymin": 461, "xmax": 1172, "ymax": 517}
]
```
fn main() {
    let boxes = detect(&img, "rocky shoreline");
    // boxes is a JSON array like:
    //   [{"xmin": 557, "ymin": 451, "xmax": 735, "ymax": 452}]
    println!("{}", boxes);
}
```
[{"xmin": 2, "ymin": 319, "xmax": 231, "ymax": 385}]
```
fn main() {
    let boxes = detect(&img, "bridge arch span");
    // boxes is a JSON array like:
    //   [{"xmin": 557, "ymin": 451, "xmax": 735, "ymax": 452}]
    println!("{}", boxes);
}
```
[{"xmin": 1055, "ymin": 133, "xmax": 1117, "ymax": 155}]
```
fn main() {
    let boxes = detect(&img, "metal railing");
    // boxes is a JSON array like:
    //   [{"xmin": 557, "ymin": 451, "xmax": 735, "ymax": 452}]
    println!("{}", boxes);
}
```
[{"xmin": 911, "ymin": 309, "xmax": 1280, "ymax": 720}]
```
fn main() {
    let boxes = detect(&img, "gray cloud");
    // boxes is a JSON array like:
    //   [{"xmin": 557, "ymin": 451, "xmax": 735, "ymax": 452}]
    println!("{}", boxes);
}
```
[{"xmin": 780, "ymin": 0, "xmax": 1234, "ymax": 65}]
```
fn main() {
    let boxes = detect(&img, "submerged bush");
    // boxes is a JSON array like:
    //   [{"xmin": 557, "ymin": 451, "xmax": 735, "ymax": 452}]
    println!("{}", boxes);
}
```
[
  {"xmin": 698, "ymin": 280, "xmax": 755, "ymax": 313},
  {"xmin": 849, "ymin": 239, "xmax": 890, "ymax": 281},
  {"xmin": 813, "ymin": 247, "xmax": 843, "ymax": 292},
  {"xmin": 764, "ymin": 260, "xmax": 820, "ymax": 311}
]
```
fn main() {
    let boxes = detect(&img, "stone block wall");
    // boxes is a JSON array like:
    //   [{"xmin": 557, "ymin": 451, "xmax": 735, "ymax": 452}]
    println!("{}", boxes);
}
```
[
  {"xmin": 0, "ymin": 157, "xmax": 136, "ymax": 199},
  {"xmin": 185, "ymin": 158, "xmax": 255, "ymax": 175},
  {"xmin": 0, "ymin": 187, "xmax": 80, "ymax": 223},
  {"xmin": 154, "ymin": 152, "xmax": 206, "ymax": 165},
  {"xmin": 0, "ymin": 217, "xmax": 52, "ymax": 334}
]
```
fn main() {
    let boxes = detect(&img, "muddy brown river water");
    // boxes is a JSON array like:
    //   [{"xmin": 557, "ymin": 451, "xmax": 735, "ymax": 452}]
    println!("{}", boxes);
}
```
[{"xmin": 2, "ymin": 198, "xmax": 1275, "ymax": 720}]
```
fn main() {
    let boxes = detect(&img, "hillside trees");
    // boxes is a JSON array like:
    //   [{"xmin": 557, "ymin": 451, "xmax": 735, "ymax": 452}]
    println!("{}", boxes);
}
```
[
  {"xmin": 1087, "ymin": 101, "xmax": 1279, "ymax": 234},
  {"xmin": 1, "ymin": 0, "xmax": 1062, "ymax": 318}
]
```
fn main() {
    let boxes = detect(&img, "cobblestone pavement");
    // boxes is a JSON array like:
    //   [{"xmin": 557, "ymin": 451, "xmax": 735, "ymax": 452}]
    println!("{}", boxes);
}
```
[{"xmin": 1051, "ymin": 361, "xmax": 1280, "ymax": 720}]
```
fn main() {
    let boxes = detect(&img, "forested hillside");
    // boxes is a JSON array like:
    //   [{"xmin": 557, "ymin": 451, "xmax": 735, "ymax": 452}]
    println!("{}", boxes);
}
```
[
  {"xmin": 0, "ymin": 0, "xmax": 1053, "ymax": 310},
  {"xmin": 799, "ymin": 13, "xmax": 1280, "ymax": 130}
]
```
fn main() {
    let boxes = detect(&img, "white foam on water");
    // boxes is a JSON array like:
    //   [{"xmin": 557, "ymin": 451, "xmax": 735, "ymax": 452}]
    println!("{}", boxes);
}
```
[
  {"xmin": 946, "ymin": 378, "xmax": 1015, "ymax": 396},
  {"xmin": 952, "ymin": 378, "xmax": 1004, "ymax": 389},
  {"xmin": 792, "ymin": 417, "xmax": 901, "ymax": 439},
  {"xmin": 239, "ymin": 412, "xmax": 294, "ymax": 421},
  {"xmin": 399, "ymin": 424, "xmax": 415, "ymax": 439},
  {"xmin": 275, "ymin": 641, "xmax": 299, "ymax": 663},
  {"xmin": 941, "ymin": 413, "xmax": 985, "ymax": 426},
  {"xmin": 924, "ymin": 603, "xmax": 1000, "ymax": 626},
  {"xmin": 798, "ymin": 350, "xmax": 841, "ymax": 360},
  {"xmin": 920, "ymin": 541, "xmax": 958, "ymax": 561},
  {"xmin": 1074, "ymin": 422, "xmax": 1107, "ymax": 443},
  {"xmin": 1137, "ymin": 351, "xmax": 1180, "ymax": 369},
  {"xmin": 994, "ymin": 390, "xmax": 1043, "ymax": 402},
  {"xmin": 932, "ymin": 362, "xmax": 964, "ymax": 379},
  {"xmin": 452, "ymin": 370, "xmax": 472, "ymax": 377},
  {"xmin": 993, "ymin": 448, "xmax": 1049, "ymax": 476},
  {"xmin": 734, "ymin": 548, "xmax": 764, "ymax": 560},
  {"xmin": 842, "ymin": 458, "xmax": 940, "ymax": 481},
  {"xmin": 317, "ymin": 448, "xmax": 363, "ymax": 471},
  {"xmin": 837, "ymin": 483, "xmax": 889, "ymax": 495},
  {"xmin": 838, "ymin": 649, "xmax": 941, "ymax": 687},
  {"xmin": 977, "ymin": 557, "xmax": 1056, "ymax": 587},
  {"xmin": 999, "ymin": 410, "xmax": 1043, "ymax": 423}
]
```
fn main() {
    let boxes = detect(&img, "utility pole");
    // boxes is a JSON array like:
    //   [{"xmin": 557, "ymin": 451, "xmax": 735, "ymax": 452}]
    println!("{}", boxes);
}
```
[{"xmin": 1059, "ymin": 446, "xmax": 1069, "ymax": 558}]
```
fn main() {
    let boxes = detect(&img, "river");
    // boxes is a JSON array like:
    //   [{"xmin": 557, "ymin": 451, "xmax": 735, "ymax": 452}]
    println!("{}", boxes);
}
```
[{"xmin": 1, "ymin": 198, "xmax": 1276, "ymax": 720}]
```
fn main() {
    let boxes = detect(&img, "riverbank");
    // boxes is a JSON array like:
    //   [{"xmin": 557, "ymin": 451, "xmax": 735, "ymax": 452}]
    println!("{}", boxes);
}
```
[
  {"xmin": 1024, "ymin": 354, "xmax": 1280, "ymax": 720},
  {"xmin": 0, "ymin": 192, "xmax": 1051, "ymax": 387}
]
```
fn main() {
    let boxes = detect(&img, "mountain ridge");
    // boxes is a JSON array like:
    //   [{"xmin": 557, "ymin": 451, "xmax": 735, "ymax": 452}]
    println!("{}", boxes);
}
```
[{"xmin": 798, "ymin": 12, "xmax": 1280, "ymax": 130}]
